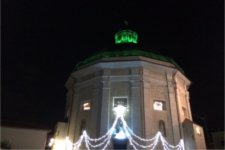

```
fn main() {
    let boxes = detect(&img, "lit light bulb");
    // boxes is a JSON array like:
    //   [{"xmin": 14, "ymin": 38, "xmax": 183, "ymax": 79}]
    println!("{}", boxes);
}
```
[
  {"xmin": 115, "ymin": 130, "xmax": 126, "ymax": 139},
  {"xmin": 113, "ymin": 105, "xmax": 127, "ymax": 117}
]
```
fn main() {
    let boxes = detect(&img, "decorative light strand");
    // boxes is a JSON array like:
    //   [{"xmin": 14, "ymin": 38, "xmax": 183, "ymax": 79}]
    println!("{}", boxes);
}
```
[
  {"xmin": 159, "ymin": 133, "xmax": 182, "ymax": 149},
  {"xmin": 69, "ymin": 110, "xmax": 185, "ymax": 150},
  {"xmin": 85, "ymin": 132, "xmax": 112, "ymax": 148},
  {"xmin": 160, "ymin": 134, "xmax": 169, "ymax": 150},
  {"xmin": 72, "ymin": 134, "xmax": 83, "ymax": 146},
  {"xmin": 86, "ymin": 135, "xmax": 111, "ymax": 148},
  {"xmin": 72, "ymin": 134, "xmax": 84, "ymax": 150},
  {"xmin": 120, "ymin": 116, "xmax": 135, "ymax": 149},
  {"xmin": 129, "ymin": 132, "xmax": 160, "ymax": 149},
  {"xmin": 74, "ymin": 116, "xmax": 119, "ymax": 150},
  {"xmin": 131, "ymin": 135, "xmax": 158, "ymax": 149},
  {"xmin": 84, "ymin": 131, "xmax": 90, "ymax": 150},
  {"xmin": 126, "ymin": 125, "xmax": 157, "ymax": 141},
  {"xmin": 121, "ymin": 117, "xmax": 160, "ymax": 150},
  {"xmin": 85, "ymin": 129, "xmax": 111, "ymax": 141},
  {"xmin": 86, "ymin": 116, "xmax": 119, "ymax": 142}
]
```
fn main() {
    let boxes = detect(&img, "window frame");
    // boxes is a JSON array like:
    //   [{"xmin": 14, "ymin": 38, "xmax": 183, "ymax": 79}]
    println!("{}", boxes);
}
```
[
  {"xmin": 153, "ymin": 100, "xmax": 166, "ymax": 111},
  {"xmin": 159, "ymin": 120, "xmax": 166, "ymax": 137},
  {"xmin": 81, "ymin": 100, "xmax": 91, "ymax": 111},
  {"xmin": 182, "ymin": 106, "xmax": 187, "ymax": 117},
  {"xmin": 80, "ymin": 120, "xmax": 86, "ymax": 135},
  {"xmin": 113, "ymin": 97, "xmax": 128, "ymax": 108}
]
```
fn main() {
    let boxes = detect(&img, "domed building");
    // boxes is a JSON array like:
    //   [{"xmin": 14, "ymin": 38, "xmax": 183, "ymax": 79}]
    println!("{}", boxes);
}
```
[{"xmin": 52, "ymin": 25, "xmax": 206, "ymax": 150}]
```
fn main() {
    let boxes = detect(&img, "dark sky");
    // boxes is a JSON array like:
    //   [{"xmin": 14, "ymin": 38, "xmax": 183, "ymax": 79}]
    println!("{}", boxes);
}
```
[{"xmin": 2, "ymin": 1, "xmax": 224, "ymax": 140}]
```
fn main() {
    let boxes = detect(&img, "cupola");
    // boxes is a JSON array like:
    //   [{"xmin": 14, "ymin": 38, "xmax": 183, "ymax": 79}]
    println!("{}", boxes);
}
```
[{"xmin": 114, "ymin": 21, "xmax": 138, "ymax": 44}]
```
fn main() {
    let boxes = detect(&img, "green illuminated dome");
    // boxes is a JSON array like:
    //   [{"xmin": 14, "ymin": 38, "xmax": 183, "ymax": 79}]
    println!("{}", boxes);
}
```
[
  {"xmin": 115, "ymin": 30, "xmax": 138, "ymax": 44},
  {"xmin": 73, "ymin": 22, "xmax": 184, "ymax": 74},
  {"xmin": 74, "ymin": 44, "xmax": 184, "ymax": 73},
  {"xmin": 115, "ymin": 21, "xmax": 138, "ymax": 44}
]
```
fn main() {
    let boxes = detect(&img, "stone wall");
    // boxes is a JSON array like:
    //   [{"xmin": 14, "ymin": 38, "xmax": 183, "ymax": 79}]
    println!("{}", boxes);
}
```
[{"xmin": 65, "ymin": 58, "xmax": 192, "ymax": 148}]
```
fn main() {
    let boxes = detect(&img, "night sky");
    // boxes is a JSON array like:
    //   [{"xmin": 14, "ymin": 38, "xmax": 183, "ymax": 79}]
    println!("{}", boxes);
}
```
[{"xmin": 2, "ymin": 1, "xmax": 224, "ymax": 141}]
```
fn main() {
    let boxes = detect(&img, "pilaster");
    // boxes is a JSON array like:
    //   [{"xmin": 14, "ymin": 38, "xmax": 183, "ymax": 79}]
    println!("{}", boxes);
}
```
[
  {"xmin": 69, "ymin": 87, "xmax": 80, "ymax": 143},
  {"xmin": 99, "ymin": 81, "xmax": 110, "ymax": 136}
]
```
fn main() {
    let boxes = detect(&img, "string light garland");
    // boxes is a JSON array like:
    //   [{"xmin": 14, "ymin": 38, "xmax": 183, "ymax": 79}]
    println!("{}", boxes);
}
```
[{"xmin": 64, "ymin": 105, "xmax": 185, "ymax": 150}]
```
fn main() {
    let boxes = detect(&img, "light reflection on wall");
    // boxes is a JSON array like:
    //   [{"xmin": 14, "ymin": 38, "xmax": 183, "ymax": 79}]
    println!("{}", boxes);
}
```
[
  {"xmin": 196, "ymin": 127, "xmax": 201, "ymax": 135},
  {"xmin": 52, "ymin": 137, "xmax": 72, "ymax": 150}
]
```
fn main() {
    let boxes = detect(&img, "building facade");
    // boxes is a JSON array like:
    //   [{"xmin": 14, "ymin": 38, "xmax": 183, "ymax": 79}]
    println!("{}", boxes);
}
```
[
  {"xmin": 53, "ymin": 27, "xmax": 206, "ymax": 150},
  {"xmin": 1, "ymin": 120, "xmax": 50, "ymax": 149}
]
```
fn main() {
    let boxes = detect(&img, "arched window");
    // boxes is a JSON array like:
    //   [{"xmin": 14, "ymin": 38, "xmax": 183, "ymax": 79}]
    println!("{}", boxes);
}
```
[
  {"xmin": 80, "ymin": 120, "xmax": 85, "ymax": 135},
  {"xmin": 159, "ymin": 120, "xmax": 166, "ymax": 137}
]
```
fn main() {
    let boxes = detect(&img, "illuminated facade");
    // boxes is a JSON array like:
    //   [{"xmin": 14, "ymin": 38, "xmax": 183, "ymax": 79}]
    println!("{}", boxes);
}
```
[{"xmin": 53, "ymin": 27, "xmax": 206, "ymax": 150}]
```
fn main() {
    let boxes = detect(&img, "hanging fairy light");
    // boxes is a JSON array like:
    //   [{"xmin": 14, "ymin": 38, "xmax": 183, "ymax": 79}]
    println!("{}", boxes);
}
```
[
  {"xmin": 69, "ymin": 105, "xmax": 185, "ymax": 150},
  {"xmin": 86, "ymin": 116, "xmax": 119, "ymax": 142}
]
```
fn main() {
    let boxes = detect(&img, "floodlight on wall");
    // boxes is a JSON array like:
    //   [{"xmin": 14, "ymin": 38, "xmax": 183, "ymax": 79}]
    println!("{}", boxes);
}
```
[
  {"xmin": 48, "ymin": 138, "xmax": 54, "ymax": 146},
  {"xmin": 113, "ymin": 105, "xmax": 127, "ymax": 117},
  {"xmin": 196, "ymin": 127, "xmax": 201, "ymax": 135}
]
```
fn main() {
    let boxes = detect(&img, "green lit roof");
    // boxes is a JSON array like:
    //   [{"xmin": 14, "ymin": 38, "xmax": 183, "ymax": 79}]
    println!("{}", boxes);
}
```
[
  {"xmin": 74, "ymin": 24, "xmax": 184, "ymax": 73},
  {"xmin": 115, "ymin": 30, "xmax": 138, "ymax": 44},
  {"xmin": 74, "ymin": 48, "xmax": 184, "ymax": 73},
  {"xmin": 115, "ymin": 21, "xmax": 138, "ymax": 44}
]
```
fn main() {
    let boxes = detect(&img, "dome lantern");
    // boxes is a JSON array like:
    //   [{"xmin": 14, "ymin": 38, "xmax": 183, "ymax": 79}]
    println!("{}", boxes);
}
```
[{"xmin": 114, "ymin": 21, "xmax": 138, "ymax": 44}]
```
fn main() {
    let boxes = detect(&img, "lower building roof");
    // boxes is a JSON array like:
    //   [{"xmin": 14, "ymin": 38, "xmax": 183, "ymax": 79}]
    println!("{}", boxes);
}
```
[{"xmin": 1, "ymin": 120, "xmax": 51, "ymax": 132}]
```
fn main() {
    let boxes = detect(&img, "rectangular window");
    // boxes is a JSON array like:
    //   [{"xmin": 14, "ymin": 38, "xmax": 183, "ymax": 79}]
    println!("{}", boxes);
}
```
[
  {"xmin": 182, "ymin": 107, "xmax": 187, "ymax": 116},
  {"xmin": 81, "ymin": 101, "xmax": 90, "ymax": 111},
  {"xmin": 153, "ymin": 100, "xmax": 166, "ymax": 111},
  {"xmin": 114, "ymin": 97, "xmax": 127, "ymax": 107}
]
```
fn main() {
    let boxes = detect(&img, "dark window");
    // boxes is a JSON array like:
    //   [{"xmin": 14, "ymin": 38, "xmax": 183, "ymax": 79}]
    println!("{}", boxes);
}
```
[
  {"xmin": 80, "ymin": 120, "xmax": 86, "ymax": 135},
  {"xmin": 159, "ymin": 120, "xmax": 166, "ymax": 137},
  {"xmin": 114, "ymin": 98, "xmax": 127, "ymax": 107},
  {"xmin": 182, "ymin": 107, "xmax": 187, "ymax": 116}
]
